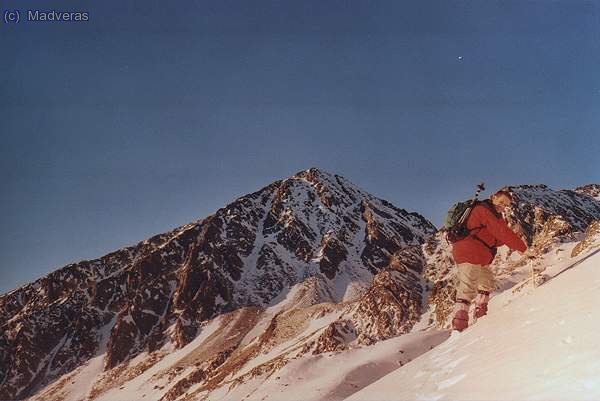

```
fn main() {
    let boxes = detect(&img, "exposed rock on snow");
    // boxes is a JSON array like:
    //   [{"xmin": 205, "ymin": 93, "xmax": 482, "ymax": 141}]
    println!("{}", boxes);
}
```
[
  {"xmin": 571, "ymin": 220, "xmax": 600, "ymax": 257},
  {"xmin": 574, "ymin": 183, "xmax": 600, "ymax": 200}
]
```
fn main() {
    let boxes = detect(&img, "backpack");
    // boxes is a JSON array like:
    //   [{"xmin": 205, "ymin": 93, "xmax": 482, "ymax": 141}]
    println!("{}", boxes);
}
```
[
  {"xmin": 443, "ymin": 199, "xmax": 478, "ymax": 243},
  {"xmin": 443, "ymin": 199, "xmax": 499, "ymax": 256}
]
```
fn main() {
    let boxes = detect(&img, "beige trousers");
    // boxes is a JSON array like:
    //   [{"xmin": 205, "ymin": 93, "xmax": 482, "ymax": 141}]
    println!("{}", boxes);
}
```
[{"xmin": 456, "ymin": 262, "xmax": 495, "ymax": 302}]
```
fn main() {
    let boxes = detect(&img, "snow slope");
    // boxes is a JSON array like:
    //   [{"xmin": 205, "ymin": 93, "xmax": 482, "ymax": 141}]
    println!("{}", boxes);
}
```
[
  {"xmin": 204, "ymin": 329, "xmax": 450, "ymax": 401},
  {"xmin": 345, "ymin": 246, "xmax": 600, "ymax": 401}
]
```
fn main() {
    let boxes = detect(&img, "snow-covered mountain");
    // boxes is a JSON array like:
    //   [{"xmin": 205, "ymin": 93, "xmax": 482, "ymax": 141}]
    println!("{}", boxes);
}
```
[
  {"xmin": 0, "ymin": 168, "xmax": 436, "ymax": 400},
  {"xmin": 2, "ymin": 173, "xmax": 599, "ymax": 401}
]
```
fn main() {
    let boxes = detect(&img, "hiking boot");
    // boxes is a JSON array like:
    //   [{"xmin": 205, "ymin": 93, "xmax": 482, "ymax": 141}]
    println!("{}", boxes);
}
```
[
  {"xmin": 452, "ymin": 300, "xmax": 470, "ymax": 332},
  {"xmin": 474, "ymin": 304, "xmax": 488, "ymax": 319},
  {"xmin": 452, "ymin": 310, "xmax": 469, "ymax": 332},
  {"xmin": 474, "ymin": 291, "xmax": 489, "ymax": 319}
]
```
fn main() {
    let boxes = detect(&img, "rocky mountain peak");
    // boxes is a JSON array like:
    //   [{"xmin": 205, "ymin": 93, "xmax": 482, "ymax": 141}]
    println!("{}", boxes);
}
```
[
  {"xmin": 574, "ymin": 183, "xmax": 600, "ymax": 200},
  {"xmin": 0, "ymin": 169, "xmax": 436, "ymax": 400}
]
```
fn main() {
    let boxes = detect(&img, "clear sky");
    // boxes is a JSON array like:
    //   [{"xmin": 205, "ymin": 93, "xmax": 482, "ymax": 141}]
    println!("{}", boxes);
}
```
[{"xmin": 2, "ymin": 1, "xmax": 599, "ymax": 294}]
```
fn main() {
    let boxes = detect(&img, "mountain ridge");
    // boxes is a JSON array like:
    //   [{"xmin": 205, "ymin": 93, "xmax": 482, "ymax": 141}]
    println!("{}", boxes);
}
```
[{"xmin": 0, "ymin": 167, "xmax": 436, "ymax": 400}]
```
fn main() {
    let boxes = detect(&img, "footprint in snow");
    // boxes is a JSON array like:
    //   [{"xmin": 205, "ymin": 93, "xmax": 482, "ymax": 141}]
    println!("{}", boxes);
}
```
[
  {"xmin": 430, "ymin": 369, "xmax": 446, "ymax": 379},
  {"xmin": 436, "ymin": 335, "xmax": 459, "ymax": 351},
  {"xmin": 430, "ymin": 355, "xmax": 470, "ymax": 380},
  {"xmin": 416, "ymin": 392, "xmax": 444, "ymax": 401},
  {"xmin": 581, "ymin": 380, "xmax": 596, "ymax": 390},
  {"xmin": 464, "ymin": 336, "xmax": 482, "ymax": 347},
  {"xmin": 437, "ymin": 373, "xmax": 467, "ymax": 390},
  {"xmin": 562, "ymin": 336, "xmax": 574, "ymax": 345},
  {"xmin": 434, "ymin": 346, "xmax": 457, "ymax": 359},
  {"xmin": 443, "ymin": 354, "xmax": 470, "ymax": 370},
  {"xmin": 414, "ymin": 370, "xmax": 426, "ymax": 378}
]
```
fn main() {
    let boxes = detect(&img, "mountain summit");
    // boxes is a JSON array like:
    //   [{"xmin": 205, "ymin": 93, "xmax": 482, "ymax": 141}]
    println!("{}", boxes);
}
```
[{"xmin": 0, "ymin": 168, "xmax": 436, "ymax": 400}]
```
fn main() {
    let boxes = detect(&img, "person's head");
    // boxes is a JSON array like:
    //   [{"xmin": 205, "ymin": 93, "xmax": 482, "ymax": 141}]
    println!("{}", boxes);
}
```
[{"xmin": 490, "ymin": 189, "xmax": 514, "ymax": 214}]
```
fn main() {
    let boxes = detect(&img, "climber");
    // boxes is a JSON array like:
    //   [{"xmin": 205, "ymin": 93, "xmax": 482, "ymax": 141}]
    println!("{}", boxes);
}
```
[{"xmin": 450, "ymin": 189, "xmax": 528, "ymax": 332}]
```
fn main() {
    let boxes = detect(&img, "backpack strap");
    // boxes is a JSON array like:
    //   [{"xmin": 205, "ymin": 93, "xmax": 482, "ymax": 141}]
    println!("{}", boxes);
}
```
[
  {"xmin": 466, "ymin": 204, "xmax": 499, "ymax": 256},
  {"xmin": 469, "ymin": 225, "xmax": 498, "ymax": 255}
]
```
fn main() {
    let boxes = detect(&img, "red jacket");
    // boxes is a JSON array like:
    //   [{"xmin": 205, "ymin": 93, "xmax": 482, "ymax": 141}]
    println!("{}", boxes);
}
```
[{"xmin": 452, "ymin": 202, "xmax": 527, "ymax": 266}]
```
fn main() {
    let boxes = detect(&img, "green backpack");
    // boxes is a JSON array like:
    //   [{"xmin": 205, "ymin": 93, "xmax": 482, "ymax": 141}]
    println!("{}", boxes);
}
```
[
  {"xmin": 443, "ymin": 199, "xmax": 477, "ymax": 243},
  {"xmin": 443, "ymin": 182, "xmax": 486, "ymax": 243},
  {"xmin": 444, "ymin": 198, "xmax": 499, "ymax": 257}
]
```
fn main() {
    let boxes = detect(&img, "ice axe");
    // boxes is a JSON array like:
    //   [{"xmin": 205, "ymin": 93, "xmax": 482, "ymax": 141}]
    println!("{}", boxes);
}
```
[
  {"xmin": 457, "ymin": 182, "xmax": 486, "ymax": 226},
  {"xmin": 474, "ymin": 182, "xmax": 486, "ymax": 198}
]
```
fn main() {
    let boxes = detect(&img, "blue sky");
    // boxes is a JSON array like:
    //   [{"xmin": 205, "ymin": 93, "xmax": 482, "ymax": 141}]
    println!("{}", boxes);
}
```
[{"xmin": 1, "ymin": 1, "xmax": 599, "ymax": 294}]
